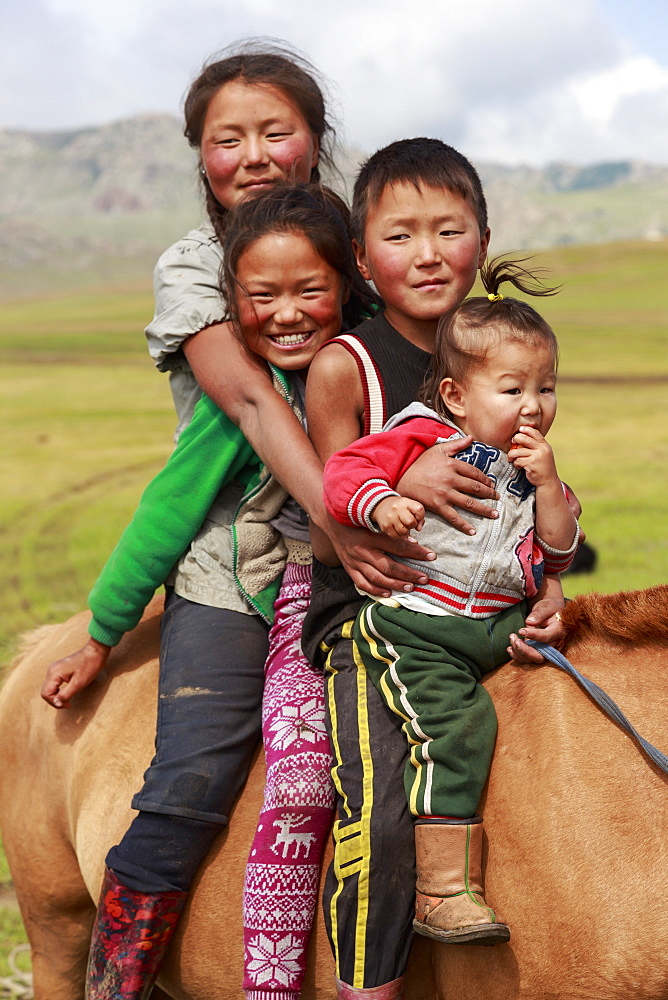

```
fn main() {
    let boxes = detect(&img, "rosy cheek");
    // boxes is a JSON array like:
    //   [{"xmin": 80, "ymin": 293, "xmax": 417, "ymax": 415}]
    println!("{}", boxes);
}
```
[
  {"xmin": 236, "ymin": 301, "xmax": 261, "ymax": 340},
  {"xmin": 450, "ymin": 239, "xmax": 484, "ymax": 278},
  {"xmin": 364, "ymin": 246, "xmax": 404, "ymax": 286},
  {"xmin": 311, "ymin": 295, "xmax": 343, "ymax": 333},
  {"xmin": 203, "ymin": 147, "xmax": 238, "ymax": 180},
  {"xmin": 270, "ymin": 137, "xmax": 315, "ymax": 181}
]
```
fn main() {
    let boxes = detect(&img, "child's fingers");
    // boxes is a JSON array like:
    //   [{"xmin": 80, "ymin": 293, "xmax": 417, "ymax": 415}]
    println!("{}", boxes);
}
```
[
  {"xmin": 41, "ymin": 666, "xmax": 74, "ymax": 709},
  {"xmin": 54, "ymin": 675, "xmax": 88, "ymax": 706},
  {"xmin": 386, "ymin": 522, "xmax": 409, "ymax": 539},
  {"xmin": 374, "ymin": 512, "xmax": 405, "ymax": 538},
  {"xmin": 508, "ymin": 452, "xmax": 535, "ymax": 473},
  {"xmin": 396, "ymin": 512, "xmax": 417, "ymax": 530},
  {"xmin": 520, "ymin": 599, "xmax": 566, "ymax": 646},
  {"xmin": 507, "ymin": 633, "xmax": 546, "ymax": 665},
  {"xmin": 41, "ymin": 642, "xmax": 109, "ymax": 709},
  {"xmin": 524, "ymin": 598, "xmax": 562, "ymax": 625},
  {"xmin": 398, "ymin": 500, "xmax": 425, "ymax": 528},
  {"xmin": 519, "ymin": 621, "xmax": 565, "ymax": 645},
  {"xmin": 378, "ymin": 499, "xmax": 425, "ymax": 537},
  {"xmin": 510, "ymin": 428, "xmax": 546, "ymax": 456},
  {"xmin": 345, "ymin": 540, "xmax": 434, "ymax": 597},
  {"xmin": 516, "ymin": 425, "xmax": 544, "ymax": 441}
]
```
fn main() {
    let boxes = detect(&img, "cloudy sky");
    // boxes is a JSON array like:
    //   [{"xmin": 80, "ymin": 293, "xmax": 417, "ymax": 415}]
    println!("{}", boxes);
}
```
[{"xmin": 2, "ymin": 0, "xmax": 668, "ymax": 165}]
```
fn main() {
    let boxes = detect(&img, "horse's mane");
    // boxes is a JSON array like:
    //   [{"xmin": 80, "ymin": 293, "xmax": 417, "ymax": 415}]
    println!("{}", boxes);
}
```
[
  {"xmin": 560, "ymin": 584, "xmax": 668, "ymax": 648},
  {"xmin": 1, "ymin": 624, "xmax": 63, "ymax": 684},
  {"xmin": 14, "ymin": 624, "xmax": 63, "ymax": 662}
]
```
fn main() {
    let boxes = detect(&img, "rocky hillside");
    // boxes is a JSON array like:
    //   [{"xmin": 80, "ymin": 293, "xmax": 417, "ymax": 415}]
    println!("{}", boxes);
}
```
[
  {"xmin": 478, "ymin": 160, "xmax": 668, "ymax": 251},
  {"xmin": 1, "ymin": 114, "xmax": 667, "ymax": 295}
]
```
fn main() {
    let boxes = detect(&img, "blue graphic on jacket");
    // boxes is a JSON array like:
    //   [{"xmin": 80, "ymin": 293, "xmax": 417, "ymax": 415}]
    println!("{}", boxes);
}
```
[
  {"xmin": 507, "ymin": 467, "xmax": 534, "ymax": 501},
  {"xmin": 457, "ymin": 442, "xmax": 500, "ymax": 478},
  {"xmin": 456, "ymin": 443, "xmax": 534, "ymax": 501}
]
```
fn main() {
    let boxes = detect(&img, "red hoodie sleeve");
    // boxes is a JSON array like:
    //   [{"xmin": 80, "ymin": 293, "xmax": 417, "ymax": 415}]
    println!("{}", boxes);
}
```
[{"xmin": 323, "ymin": 417, "xmax": 458, "ymax": 531}]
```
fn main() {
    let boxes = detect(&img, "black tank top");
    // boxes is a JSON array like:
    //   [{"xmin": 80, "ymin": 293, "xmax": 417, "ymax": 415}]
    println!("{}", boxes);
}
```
[{"xmin": 302, "ymin": 311, "xmax": 432, "ymax": 666}]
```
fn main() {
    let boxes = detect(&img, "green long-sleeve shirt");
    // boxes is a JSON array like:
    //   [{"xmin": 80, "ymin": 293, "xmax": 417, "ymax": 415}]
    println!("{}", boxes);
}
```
[{"xmin": 88, "ymin": 373, "xmax": 290, "ymax": 646}]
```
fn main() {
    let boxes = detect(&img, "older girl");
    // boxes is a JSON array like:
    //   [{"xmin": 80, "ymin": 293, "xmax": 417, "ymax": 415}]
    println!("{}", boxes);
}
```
[{"xmin": 42, "ymin": 184, "xmax": 377, "ymax": 1000}]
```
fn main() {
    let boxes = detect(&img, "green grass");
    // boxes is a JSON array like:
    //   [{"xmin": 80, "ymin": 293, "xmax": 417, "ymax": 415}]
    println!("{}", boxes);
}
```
[
  {"xmin": 552, "ymin": 381, "xmax": 668, "ymax": 597},
  {"xmin": 1, "ymin": 358, "xmax": 174, "ymax": 659},
  {"xmin": 0, "ymin": 838, "xmax": 30, "ymax": 986},
  {"xmin": 0, "ymin": 911, "xmax": 30, "ymax": 982},
  {"xmin": 475, "ymin": 239, "xmax": 668, "ymax": 375},
  {"xmin": 0, "ymin": 284, "xmax": 156, "ymax": 360},
  {"xmin": 536, "ymin": 241, "xmax": 668, "ymax": 376},
  {"xmin": 0, "ymin": 844, "xmax": 10, "ymax": 888}
]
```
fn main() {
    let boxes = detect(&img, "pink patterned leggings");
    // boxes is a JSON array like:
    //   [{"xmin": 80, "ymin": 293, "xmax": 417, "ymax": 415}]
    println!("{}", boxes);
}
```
[{"xmin": 243, "ymin": 561, "xmax": 335, "ymax": 1000}]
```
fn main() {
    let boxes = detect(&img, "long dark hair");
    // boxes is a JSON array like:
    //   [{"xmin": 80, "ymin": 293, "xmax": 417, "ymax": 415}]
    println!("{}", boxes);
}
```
[
  {"xmin": 184, "ymin": 39, "xmax": 336, "ymax": 230},
  {"xmin": 219, "ymin": 183, "xmax": 379, "ymax": 337},
  {"xmin": 420, "ymin": 256, "xmax": 560, "ymax": 418}
]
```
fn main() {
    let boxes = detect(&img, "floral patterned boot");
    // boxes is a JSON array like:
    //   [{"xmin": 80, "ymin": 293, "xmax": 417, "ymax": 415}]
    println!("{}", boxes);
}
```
[{"xmin": 86, "ymin": 866, "xmax": 187, "ymax": 999}]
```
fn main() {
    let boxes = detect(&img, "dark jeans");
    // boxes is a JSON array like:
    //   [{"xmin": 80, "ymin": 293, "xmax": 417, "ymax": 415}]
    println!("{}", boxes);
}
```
[{"xmin": 107, "ymin": 590, "xmax": 268, "ymax": 893}]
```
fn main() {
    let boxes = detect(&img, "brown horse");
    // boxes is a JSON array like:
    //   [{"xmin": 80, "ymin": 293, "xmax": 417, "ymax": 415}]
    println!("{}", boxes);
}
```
[{"xmin": 1, "ymin": 586, "xmax": 667, "ymax": 1000}]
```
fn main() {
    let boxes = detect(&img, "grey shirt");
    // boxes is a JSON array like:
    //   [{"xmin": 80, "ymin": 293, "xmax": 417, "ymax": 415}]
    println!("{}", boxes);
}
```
[{"xmin": 145, "ymin": 221, "xmax": 226, "ymax": 440}]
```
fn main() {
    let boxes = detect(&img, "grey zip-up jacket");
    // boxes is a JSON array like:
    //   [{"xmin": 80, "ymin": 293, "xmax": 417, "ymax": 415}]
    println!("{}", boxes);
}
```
[{"xmin": 323, "ymin": 402, "xmax": 579, "ymax": 618}]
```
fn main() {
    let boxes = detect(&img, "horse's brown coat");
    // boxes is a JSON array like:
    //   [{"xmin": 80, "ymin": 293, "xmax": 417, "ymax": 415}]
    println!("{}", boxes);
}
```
[{"xmin": 1, "ymin": 587, "xmax": 667, "ymax": 999}]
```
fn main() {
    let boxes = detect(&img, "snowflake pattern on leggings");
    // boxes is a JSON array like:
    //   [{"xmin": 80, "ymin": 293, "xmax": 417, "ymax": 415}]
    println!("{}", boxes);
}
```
[
  {"xmin": 246, "ymin": 932, "xmax": 303, "ymax": 986},
  {"xmin": 243, "ymin": 562, "xmax": 334, "ymax": 1000}
]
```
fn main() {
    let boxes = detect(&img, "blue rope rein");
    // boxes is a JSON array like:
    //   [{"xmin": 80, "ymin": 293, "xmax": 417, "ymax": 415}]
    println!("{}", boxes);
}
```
[{"xmin": 526, "ymin": 640, "xmax": 668, "ymax": 775}]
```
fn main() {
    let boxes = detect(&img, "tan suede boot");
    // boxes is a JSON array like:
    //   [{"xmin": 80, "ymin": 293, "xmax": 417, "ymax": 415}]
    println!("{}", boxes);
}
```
[
  {"xmin": 413, "ymin": 818, "xmax": 510, "ymax": 945},
  {"xmin": 335, "ymin": 977, "xmax": 404, "ymax": 998}
]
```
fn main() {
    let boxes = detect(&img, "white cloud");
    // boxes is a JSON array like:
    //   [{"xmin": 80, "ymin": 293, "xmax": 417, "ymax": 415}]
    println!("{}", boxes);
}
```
[
  {"xmin": 455, "ymin": 50, "xmax": 668, "ymax": 164},
  {"xmin": 47, "ymin": 0, "xmax": 147, "ymax": 46},
  {"xmin": 569, "ymin": 55, "xmax": 668, "ymax": 124},
  {"xmin": 2, "ymin": 0, "xmax": 667, "ymax": 164},
  {"xmin": 305, "ymin": 0, "xmax": 668, "ymax": 164}
]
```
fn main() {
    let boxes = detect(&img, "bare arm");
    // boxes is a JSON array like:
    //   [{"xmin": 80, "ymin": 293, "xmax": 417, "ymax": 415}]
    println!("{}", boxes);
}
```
[
  {"xmin": 508, "ymin": 426, "xmax": 577, "ymax": 552},
  {"xmin": 306, "ymin": 344, "xmax": 437, "ymax": 596},
  {"xmin": 183, "ymin": 322, "xmax": 327, "ymax": 530}
]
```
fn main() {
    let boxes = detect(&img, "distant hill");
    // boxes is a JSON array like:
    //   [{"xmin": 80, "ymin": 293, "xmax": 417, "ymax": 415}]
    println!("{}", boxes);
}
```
[
  {"xmin": 477, "ymin": 160, "xmax": 668, "ymax": 252},
  {"xmin": 1, "ymin": 114, "xmax": 667, "ymax": 296}
]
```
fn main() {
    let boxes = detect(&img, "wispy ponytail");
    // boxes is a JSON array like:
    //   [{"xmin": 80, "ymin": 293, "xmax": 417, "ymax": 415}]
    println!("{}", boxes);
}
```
[{"xmin": 420, "ymin": 255, "xmax": 560, "ymax": 418}]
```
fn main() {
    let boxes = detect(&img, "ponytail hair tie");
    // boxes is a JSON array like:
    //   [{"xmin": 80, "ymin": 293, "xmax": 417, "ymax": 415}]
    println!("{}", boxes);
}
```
[{"xmin": 488, "ymin": 292, "xmax": 504, "ymax": 302}]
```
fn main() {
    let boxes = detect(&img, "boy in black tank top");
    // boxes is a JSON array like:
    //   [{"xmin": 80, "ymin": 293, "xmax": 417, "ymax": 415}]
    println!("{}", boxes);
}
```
[
  {"xmin": 304, "ymin": 139, "xmax": 497, "ymax": 997},
  {"xmin": 302, "ymin": 312, "xmax": 435, "ymax": 659}
]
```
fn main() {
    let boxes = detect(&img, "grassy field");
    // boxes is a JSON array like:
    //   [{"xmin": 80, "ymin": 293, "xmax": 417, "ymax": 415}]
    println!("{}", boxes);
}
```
[{"xmin": 1, "ymin": 238, "xmax": 667, "ymax": 986}]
